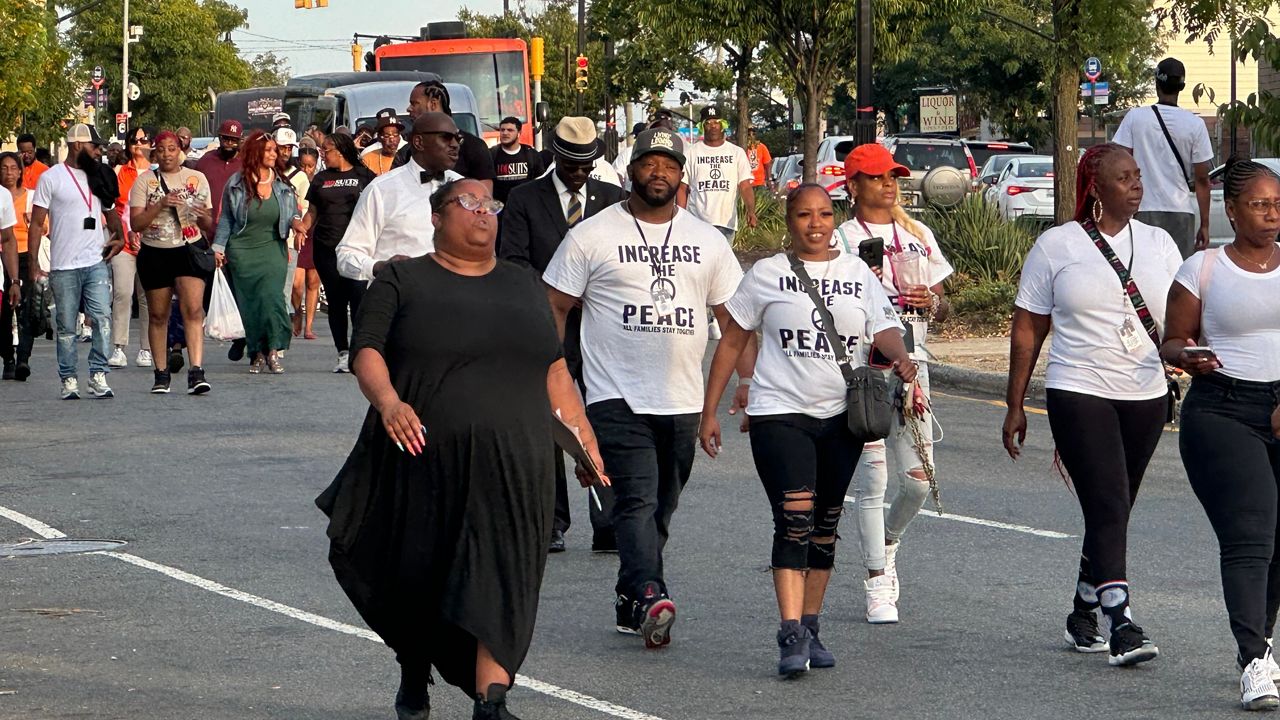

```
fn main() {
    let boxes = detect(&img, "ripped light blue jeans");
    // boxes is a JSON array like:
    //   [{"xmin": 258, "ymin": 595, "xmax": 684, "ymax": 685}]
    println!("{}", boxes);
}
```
[{"xmin": 50, "ymin": 262, "xmax": 112, "ymax": 379}]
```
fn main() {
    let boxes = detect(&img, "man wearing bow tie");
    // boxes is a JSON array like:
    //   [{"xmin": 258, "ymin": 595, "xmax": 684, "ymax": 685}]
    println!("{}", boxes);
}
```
[
  {"xmin": 500, "ymin": 117, "xmax": 625, "ymax": 554},
  {"xmin": 336, "ymin": 112, "xmax": 463, "ymax": 281}
]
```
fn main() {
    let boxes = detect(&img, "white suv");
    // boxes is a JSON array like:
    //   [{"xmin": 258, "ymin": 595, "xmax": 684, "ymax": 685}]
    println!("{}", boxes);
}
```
[{"xmin": 812, "ymin": 136, "xmax": 857, "ymax": 201}]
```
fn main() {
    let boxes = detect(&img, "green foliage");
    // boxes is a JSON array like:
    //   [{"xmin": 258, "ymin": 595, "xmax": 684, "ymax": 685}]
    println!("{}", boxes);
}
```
[
  {"xmin": 69, "ymin": 0, "xmax": 252, "ymax": 132},
  {"xmin": 731, "ymin": 191, "xmax": 788, "ymax": 253},
  {"xmin": 1, "ymin": 0, "xmax": 77, "ymax": 144},
  {"xmin": 923, "ymin": 194, "xmax": 1036, "ymax": 286},
  {"xmin": 249, "ymin": 52, "xmax": 291, "ymax": 88}
]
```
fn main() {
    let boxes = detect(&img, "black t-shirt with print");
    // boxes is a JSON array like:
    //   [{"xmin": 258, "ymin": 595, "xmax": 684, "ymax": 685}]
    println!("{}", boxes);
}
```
[
  {"xmin": 490, "ymin": 144, "xmax": 546, "ymax": 203},
  {"xmin": 305, "ymin": 167, "xmax": 375, "ymax": 248}
]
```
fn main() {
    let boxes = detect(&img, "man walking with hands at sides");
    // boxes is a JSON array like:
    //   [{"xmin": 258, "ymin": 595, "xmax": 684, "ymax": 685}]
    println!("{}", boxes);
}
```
[
  {"xmin": 337, "ymin": 112, "xmax": 462, "ymax": 282},
  {"xmin": 196, "ymin": 120, "xmax": 248, "ymax": 362},
  {"xmin": 500, "ymin": 117, "xmax": 625, "ymax": 554},
  {"xmin": 543, "ymin": 127, "xmax": 755, "ymax": 649},
  {"xmin": 678, "ymin": 106, "xmax": 757, "ymax": 240},
  {"xmin": 18, "ymin": 134, "xmax": 48, "ymax": 191},
  {"xmin": 29, "ymin": 124, "xmax": 125, "ymax": 400},
  {"xmin": 490, "ymin": 116, "xmax": 545, "ymax": 205},
  {"xmin": 1112, "ymin": 57, "xmax": 1215, "ymax": 258}
]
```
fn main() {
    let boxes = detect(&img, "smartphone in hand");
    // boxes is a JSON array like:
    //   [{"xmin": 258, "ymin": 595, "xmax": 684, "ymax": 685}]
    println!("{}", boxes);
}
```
[
  {"xmin": 1183, "ymin": 345, "xmax": 1222, "ymax": 367},
  {"xmin": 858, "ymin": 237, "xmax": 884, "ymax": 269}
]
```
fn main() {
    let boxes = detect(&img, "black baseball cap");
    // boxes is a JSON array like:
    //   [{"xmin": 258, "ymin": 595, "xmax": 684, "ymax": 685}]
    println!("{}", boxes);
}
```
[
  {"xmin": 700, "ymin": 106, "xmax": 722, "ymax": 122},
  {"xmin": 631, "ymin": 127, "xmax": 685, "ymax": 167},
  {"xmin": 1156, "ymin": 58, "xmax": 1186, "ymax": 83}
]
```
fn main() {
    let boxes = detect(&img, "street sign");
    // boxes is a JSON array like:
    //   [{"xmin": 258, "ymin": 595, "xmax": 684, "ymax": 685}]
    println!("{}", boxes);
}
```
[
  {"xmin": 96, "ymin": 89, "xmax": 108, "ymax": 109},
  {"xmin": 1079, "ymin": 82, "xmax": 1110, "ymax": 97},
  {"xmin": 919, "ymin": 94, "xmax": 958, "ymax": 132},
  {"xmin": 83, "ymin": 88, "xmax": 96, "ymax": 107},
  {"xmin": 127, "ymin": 82, "xmax": 140, "ymax": 102},
  {"xmin": 91, "ymin": 65, "xmax": 105, "ymax": 89},
  {"xmin": 1084, "ymin": 57, "xmax": 1102, "ymax": 82}
]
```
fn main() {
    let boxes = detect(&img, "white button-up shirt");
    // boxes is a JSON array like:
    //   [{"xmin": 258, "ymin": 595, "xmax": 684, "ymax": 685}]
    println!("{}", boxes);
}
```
[{"xmin": 336, "ymin": 159, "xmax": 462, "ymax": 281}]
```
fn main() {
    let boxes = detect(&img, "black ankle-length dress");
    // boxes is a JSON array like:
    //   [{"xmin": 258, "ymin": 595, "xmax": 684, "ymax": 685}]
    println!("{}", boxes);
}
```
[{"xmin": 316, "ymin": 255, "xmax": 559, "ymax": 692}]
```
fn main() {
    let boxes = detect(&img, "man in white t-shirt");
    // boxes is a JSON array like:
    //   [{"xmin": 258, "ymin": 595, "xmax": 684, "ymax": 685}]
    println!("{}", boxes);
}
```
[
  {"xmin": 544, "ymin": 127, "xmax": 755, "ymax": 649},
  {"xmin": 678, "ymin": 106, "xmax": 757, "ymax": 240},
  {"xmin": 29, "ymin": 124, "xmax": 126, "ymax": 399},
  {"xmin": 1112, "ymin": 57, "xmax": 1214, "ymax": 259}
]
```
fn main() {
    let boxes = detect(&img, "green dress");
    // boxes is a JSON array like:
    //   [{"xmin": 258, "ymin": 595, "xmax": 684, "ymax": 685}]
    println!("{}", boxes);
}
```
[{"xmin": 226, "ymin": 192, "xmax": 292, "ymax": 357}]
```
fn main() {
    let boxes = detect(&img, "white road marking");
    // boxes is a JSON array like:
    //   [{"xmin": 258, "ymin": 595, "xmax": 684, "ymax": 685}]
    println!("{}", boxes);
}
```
[
  {"xmin": 842, "ymin": 496, "xmax": 1075, "ymax": 539},
  {"xmin": 0, "ymin": 504, "xmax": 666, "ymax": 720}
]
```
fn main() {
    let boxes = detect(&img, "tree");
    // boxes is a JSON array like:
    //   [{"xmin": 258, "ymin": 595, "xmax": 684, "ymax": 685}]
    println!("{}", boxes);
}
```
[
  {"xmin": 69, "ymin": 0, "xmax": 252, "ymax": 131},
  {"xmin": 1, "ymin": 0, "xmax": 78, "ymax": 144},
  {"xmin": 249, "ymin": 52, "xmax": 291, "ymax": 88}
]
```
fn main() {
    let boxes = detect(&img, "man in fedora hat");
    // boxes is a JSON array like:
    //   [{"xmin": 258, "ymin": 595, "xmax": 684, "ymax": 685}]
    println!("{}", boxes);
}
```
[
  {"xmin": 361, "ymin": 108, "xmax": 405, "ymax": 176},
  {"xmin": 28, "ymin": 123, "xmax": 125, "ymax": 400},
  {"xmin": 500, "ymin": 116, "xmax": 625, "ymax": 554},
  {"xmin": 678, "ymin": 105, "xmax": 756, "ymax": 241}
]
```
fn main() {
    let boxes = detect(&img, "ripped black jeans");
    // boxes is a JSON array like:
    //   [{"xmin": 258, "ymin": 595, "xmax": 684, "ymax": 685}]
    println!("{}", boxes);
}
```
[{"xmin": 749, "ymin": 412, "xmax": 864, "ymax": 570}]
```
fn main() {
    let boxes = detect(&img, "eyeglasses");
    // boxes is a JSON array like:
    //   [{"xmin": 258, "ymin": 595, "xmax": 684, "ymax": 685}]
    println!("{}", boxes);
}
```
[
  {"xmin": 133, "ymin": 137, "xmax": 151, "ymax": 145},
  {"xmin": 419, "ymin": 131, "xmax": 464, "ymax": 144},
  {"xmin": 450, "ymin": 193, "xmax": 503, "ymax": 215},
  {"xmin": 1241, "ymin": 198, "xmax": 1280, "ymax": 214}
]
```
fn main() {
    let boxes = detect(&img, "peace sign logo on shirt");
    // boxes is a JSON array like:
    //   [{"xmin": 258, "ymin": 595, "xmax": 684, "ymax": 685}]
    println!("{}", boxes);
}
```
[
  {"xmin": 709, "ymin": 166, "xmax": 722, "ymax": 181},
  {"xmin": 810, "ymin": 308, "xmax": 826, "ymax": 331}
]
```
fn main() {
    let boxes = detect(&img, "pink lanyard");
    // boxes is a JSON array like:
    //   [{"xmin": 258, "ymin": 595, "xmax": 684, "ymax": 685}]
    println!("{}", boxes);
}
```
[
  {"xmin": 857, "ymin": 217, "xmax": 902, "ymax": 254},
  {"xmin": 64, "ymin": 164, "xmax": 94, "ymax": 214}
]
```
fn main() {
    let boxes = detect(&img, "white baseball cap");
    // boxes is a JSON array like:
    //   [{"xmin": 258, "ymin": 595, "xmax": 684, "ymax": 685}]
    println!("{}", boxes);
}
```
[
  {"xmin": 273, "ymin": 128, "xmax": 298, "ymax": 147},
  {"xmin": 66, "ymin": 123, "xmax": 106, "ymax": 146}
]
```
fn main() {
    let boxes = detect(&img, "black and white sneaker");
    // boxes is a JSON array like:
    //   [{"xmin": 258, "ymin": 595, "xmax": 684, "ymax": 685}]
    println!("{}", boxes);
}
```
[
  {"xmin": 151, "ymin": 370, "xmax": 171, "ymax": 394},
  {"xmin": 614, "ymin": 593, "xmax": 640, "ymax": 636},
  {"xmin": 187, "ymin": 367, "xmax": 211, "ymax": 395},
  {"xmin": 1065, "ymin": 608, "xmax": 1107, "ymax": 653},
  {"xmin": 637, "ymin": 582, "xmax": 676, "ymax": 649},
  {"xmin": 1108, "ymin": 622, "xmax": 1158, "ymax": 666}
]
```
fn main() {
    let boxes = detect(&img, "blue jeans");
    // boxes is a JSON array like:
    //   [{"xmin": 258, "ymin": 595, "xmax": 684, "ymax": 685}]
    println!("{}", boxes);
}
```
[{"xmin": 50, "ymin": 262, "xmax": 112, "ymax": 379}]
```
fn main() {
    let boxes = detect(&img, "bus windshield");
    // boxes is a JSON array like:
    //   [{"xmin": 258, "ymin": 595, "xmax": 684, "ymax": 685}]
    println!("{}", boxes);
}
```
[{"xmin": 379, "ymin": 51, "xmax": 527, "ymax": 131}]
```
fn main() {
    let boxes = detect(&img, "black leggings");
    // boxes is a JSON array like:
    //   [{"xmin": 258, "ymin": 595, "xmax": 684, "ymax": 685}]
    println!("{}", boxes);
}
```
[
  {"xmin": 1, "ymin": 254, "xmax": 34, "ymax": 364},
  {"xmin": 1181, "ymin": 373, "xmax": 1280, "ymax": 664},
  {"xmin": 313, "ymin": 241, "xmax": 365, "ymax": 353},
  {"xmin": 748, "ymin": 412, "xmax": 863, "ymax": 571},
  {"xmin": 1046, "ymin": 389, "xmax": 1166, "ymax": 587}
]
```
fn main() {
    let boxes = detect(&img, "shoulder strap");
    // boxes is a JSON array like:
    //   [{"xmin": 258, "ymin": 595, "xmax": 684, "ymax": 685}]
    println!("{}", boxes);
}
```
[
  {"xmin": 1198, "ymin": 247, "xmax": 1220, "ymax": 299},
  {"xmin": 835, "ymin": 227, "xmax": 853, "ymax": 255},
  {"xmin": 155, "ymin": 172, "xmax": 182, "ymax": 226},
  {"xmin": 786, "ymin": 253, "xmax": 857, "ymax": 387},
  {"xmin": 1080, "ymin": 219, "xmax": 1160, "ymax": 348},
  {"xmin": 1151, "ymin": 105, "xmax": 1191, "ymax": 185}
]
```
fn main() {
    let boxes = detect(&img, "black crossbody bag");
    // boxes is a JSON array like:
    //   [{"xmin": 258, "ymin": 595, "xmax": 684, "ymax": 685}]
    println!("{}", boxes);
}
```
[
  {"xmin": 158, "ymin": 173, "xmax": 215, "ymax": 273},
  {"xmin": 1152, "ymin": 105, "xmax": 1195, "ymax": 193},
  {"xmin": 787, "ymin": 253, "xmax": 894, "ymax": 441}
]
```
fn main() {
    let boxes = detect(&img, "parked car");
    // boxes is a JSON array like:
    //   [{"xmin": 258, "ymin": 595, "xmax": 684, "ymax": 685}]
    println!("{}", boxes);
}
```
[
  {"xmin": 963, "ymin": 140, "xmax": 1035, "ymax": 170},
  {"xmin": 1207, "ymin": 158, "xmax": 1280, "ymax": 245},
  {"xmin": 992, "ymin": 156, "xmax": 1056, "ymax": 221},
  {"xmin": 881, "ymin": 134, "xmax": 975, "ymax": 213},
  {"xmin": 810, "ymin": 136, "xmax": 856, "ymax": 200},
  {"xmin": 774, "ymin": 154, "xmax": 803, "ymax": 195},
  {"xmin": 976, "ymin": 153, "xmax": 1034, "ymax": 194}
]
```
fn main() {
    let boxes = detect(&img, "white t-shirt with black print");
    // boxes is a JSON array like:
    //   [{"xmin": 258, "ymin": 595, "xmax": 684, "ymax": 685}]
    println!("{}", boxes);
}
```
[
  {"xmin": 1016, "ymin": 220, "xmax": 1182, "ymax": 400},
  {"xmin": 543, "ymin": 203, "xmax": 743, "ymax": 415},
  {"xmin": 728, "ymin": 252, "xmax": 903, "ymax": 418},
  {"xmin": 835, "ymin": 218, "xmax": 953, "ymax": 361},
  {"xmin": 682, "ymin": 141, "xmax": 753, "ymax": 230},
  {"xmin": 1174, "ymin": 248, "xmax": 1280, "ymax": 383}
]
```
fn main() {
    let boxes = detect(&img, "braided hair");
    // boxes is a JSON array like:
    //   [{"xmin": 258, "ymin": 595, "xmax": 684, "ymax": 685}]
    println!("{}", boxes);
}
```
[
  {"xmin": 1221, "ymin": 157, "xmax": 1279, "ymax": 203},
  {"xmin": 1073, "ymin": 143, "xmax": 1131, "ymax": 224}
]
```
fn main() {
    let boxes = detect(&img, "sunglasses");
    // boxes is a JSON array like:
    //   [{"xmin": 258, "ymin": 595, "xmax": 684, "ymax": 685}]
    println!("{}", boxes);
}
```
[
  {"xmin": 419, "ymin": 130, "xmax": 464, "ymax": 144},
  {"xmin": 450, "ymin": 193, "xmax": 503, "ymax": 215}
]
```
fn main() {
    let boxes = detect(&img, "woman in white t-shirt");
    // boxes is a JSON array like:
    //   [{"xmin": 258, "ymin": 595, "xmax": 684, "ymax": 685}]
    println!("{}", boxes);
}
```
[
  {"xmin": 1004, "ymin": 144, "xmax": 1181, "ymax": 667},
  {"xmin": 700, "ymin": 183, "xmax": 914, "ymax": 677},
  {"xmin": 1160, "ymin": 159, "xmax": 1280, "ymax": 710},
  {"xmin": 834, "ymin": 143, "xmax": 954, "ymax": 624}
]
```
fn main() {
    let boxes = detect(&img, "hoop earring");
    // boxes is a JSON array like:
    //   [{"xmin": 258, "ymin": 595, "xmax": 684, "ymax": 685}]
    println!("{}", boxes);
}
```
[{"xmin": 1091, "ymin": 198, "xmax": 1103, "ymax": 224}]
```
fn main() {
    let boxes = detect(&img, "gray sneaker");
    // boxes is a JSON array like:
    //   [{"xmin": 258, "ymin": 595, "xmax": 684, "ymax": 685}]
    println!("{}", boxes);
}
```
[
  {"xmin": 777, "ymin": 620, "xmax": 811, "ymax": 678},
  {"xmin": 87, "ymin": 371, "xmax": 113, "ymax": 398},
  {"xmin": 61, "ymin": 377, "xmax": 80, "ymax": 400}
]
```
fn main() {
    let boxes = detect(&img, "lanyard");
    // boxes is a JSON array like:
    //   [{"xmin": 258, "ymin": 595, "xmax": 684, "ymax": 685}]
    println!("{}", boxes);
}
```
[
  {"xmin": 630, "ymin": 204, "xmax": 676, "ymax": 278},
  {"xmin": 64, "ymin": 164, "xmax": 94, "ymax": 214},
  {"xmin": 857, "ymin": 217, "xmax": 902, "ymax": 254}
]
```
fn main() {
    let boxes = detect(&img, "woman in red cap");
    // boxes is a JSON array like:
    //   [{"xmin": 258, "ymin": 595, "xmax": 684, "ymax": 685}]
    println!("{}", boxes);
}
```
[
  {"xmin": 1004, "ymin": 143, "xmax": 1180, "ymax": 667},
  {"xmin": 836, "ymin": 143, "xmax": 953, "ymax": 625}
]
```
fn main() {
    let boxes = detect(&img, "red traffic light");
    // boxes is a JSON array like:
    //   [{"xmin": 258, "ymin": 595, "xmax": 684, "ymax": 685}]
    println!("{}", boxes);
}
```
[{"xmin": 576, "ymin": 55, "xmax": 588, "ymax": 68}]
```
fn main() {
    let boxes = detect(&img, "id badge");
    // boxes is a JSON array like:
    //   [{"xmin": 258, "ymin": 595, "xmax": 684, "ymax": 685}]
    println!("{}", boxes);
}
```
[
  {"xmin": 650, "ymin": 282, "xmax": 675, "ymax": 319},
  {"xmin": 1118, "ymin": 316, "xmax": 1144, "ymax": 353},
  {"xmin": 83, "ymin": 217, "xmax": 97, "ymax": 230}
]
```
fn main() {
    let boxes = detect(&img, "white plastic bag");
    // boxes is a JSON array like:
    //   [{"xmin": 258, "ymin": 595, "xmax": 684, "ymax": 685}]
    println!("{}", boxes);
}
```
[{"xmin": 205, "ymin": 268, "xmax": 245, "ymax": 341}]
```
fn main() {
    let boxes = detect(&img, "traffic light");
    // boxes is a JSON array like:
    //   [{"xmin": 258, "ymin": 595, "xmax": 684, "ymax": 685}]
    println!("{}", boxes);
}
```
[
  {"xmin": 351, "ymin": 42, "xmax": 362, "ymax": 72},
  {"xmin": 316, "ymin": 0, "xmax": 327, "ymax": 5},
  {"xmin": 294, "ymin": 0, "xmax": 311, "ymax": 7},
  {"xmin": 575, "ymin": 55, "xmax": 588, "ymax": 93}
]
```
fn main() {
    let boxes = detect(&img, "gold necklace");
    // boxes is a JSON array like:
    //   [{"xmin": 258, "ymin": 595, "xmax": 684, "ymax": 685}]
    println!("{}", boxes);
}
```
[{"xmin": 1232, "ymin": 243, "xmax": 1277, "ymax": 270}]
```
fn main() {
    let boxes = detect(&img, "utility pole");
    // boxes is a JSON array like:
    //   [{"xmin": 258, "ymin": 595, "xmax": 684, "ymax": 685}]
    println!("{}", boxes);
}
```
[
  {"xmin": 853, "ymin": 0, "xmax": 875, "ymax": 146},
  {"xmin": 575, "ymin": 0, "xmax": 585, "ymax": 115},
  {"xmin": 121, "ymin": 0, "xmax": 130, "ymax": 140}
]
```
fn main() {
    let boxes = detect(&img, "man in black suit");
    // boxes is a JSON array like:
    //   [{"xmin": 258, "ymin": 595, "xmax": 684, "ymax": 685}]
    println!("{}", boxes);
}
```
[{"xmin": 500, "ymin": 117, "xmax": 624, "ymax": 554}]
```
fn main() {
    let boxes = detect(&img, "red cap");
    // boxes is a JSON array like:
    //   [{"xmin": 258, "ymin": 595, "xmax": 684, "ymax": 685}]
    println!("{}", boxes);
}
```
[
  {"xmin": 218, "ymin": 120, "xmax": 243, "ymax": 139},
  {"xmin": 843, "ymin": 143, "xmax": 908, "ymax": 179}
]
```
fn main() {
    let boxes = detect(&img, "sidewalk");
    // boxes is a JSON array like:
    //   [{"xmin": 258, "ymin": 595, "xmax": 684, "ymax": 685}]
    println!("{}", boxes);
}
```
[{"xmin": 925, "ymin": 335, "xmax": 1045, "ymax": 398}]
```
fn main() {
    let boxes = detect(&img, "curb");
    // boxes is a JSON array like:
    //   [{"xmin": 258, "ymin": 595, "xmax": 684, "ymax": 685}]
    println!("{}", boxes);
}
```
[{"xmin": 928, "ymin": 362, "xmax": 1043, "ymax": 399}]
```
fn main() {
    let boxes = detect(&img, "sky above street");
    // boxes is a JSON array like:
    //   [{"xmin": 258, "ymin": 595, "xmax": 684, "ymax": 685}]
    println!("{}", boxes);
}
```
[{"xmin": 229, "ymin": 0, "xmax": 508, "ymax": 76}]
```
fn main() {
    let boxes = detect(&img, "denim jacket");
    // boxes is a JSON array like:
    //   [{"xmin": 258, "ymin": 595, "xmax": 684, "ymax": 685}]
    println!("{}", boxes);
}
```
[{"xmin": 212, "ymin": 171, "xmax": 299, "ymax": 253}]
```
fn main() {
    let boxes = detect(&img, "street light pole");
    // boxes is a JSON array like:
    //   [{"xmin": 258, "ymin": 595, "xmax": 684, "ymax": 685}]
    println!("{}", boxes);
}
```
[
  {"xmin": 121, "ymin": 0, "xmax": 129, "ymax": 139},
  {"xmin": 854, "ymin": 0, "xmax": 876, "ymax": 145},
  {"xmin": 575, "ymin": 0, "xmax": 585, "ymax": 115}
]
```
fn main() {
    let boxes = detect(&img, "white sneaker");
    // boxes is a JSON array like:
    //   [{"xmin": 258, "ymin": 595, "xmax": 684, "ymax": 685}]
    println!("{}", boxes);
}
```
[
  {"xmin": 61, "ymin": 377, "xmax": 80, "ymax": 400},
  {"xmin": 1267, "ymin": 638, "xmax": 1280, "ymax": 683},
  {"xmin": 107, "ymin": 346, "xmax": 127, "ymax": 367},
  {"xmin": 1242, "ymin": 652, "xmax": 1280, "ymax": 711},
  {"xmin": 135, "ymin": 349, "xmax": 153, "ymax": 367},
  {"xmin": 865, "ymin": 575, "xmax": 899, "ymax": 624},
  {"xmin": 884, "ymin": 541, "xmax": 901, "ymax": 601},
  {"xmin": 87, "ymin": 371, "xmax": 113, "ymax": 398},
  {"xmin": 708, "ymin": 319, "xmax": 722, "ymax": 340},
  {"xmin": 333, "ymin": 351, "xmax": 349, "ymax": 373}
]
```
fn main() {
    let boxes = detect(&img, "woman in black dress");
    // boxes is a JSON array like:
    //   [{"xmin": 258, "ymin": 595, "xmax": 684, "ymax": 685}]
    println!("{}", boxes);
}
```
[{"xmin": 317, "ymin": 178, "xmax": 608, "ymax": 720}]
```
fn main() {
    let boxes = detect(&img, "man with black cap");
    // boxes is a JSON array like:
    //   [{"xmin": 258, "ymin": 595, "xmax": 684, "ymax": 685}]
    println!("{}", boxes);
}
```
[
  {"xmin": 500, "ymin": 117, "xmax": 624, "ymax": 554},
  {"xmin": 360, "ymin": 108, "xmax": 404, "ymax": 176},
  {"xmin": 395, "ymin": 80, "xmax": 496, "ymax": 191},
  {"xmin": 28, "ymin": 123, "xmax": 125, "ymax": 400},
  {"xmin": 337, "ymin": 112, "xmax": 462, "ymax": 282},
  {"xmin": 543, "ymin": 126, "xmax": 755, "ymax": 649},
  {"xmin": 678, "ymin": 106, "xmax": 757, "ymax": 241},
  {"xmin": 1113, "ymin": 57, "xmax": 1214, "ymax": 258}
]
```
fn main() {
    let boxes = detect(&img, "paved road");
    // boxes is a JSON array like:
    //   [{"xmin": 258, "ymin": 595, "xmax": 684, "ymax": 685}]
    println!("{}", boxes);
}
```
[{"xmin": 0, "ymin": 321, "xmax": 1253, "ymax": 719}]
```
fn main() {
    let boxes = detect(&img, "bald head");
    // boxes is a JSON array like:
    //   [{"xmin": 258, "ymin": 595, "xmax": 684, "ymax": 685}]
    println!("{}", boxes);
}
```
[
  {"xmin": 413, "ymin": 112, "xmax": 457, "ymax": 136},
  {"xmin": 411, "ymin": 112, "xmax": 460, "ymax": 175}
]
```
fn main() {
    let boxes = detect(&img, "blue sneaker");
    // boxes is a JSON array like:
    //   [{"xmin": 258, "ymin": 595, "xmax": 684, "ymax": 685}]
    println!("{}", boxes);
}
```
[
  {"xmin": 801, "ymin": 615, "xmax": 835, "ymax": 668},
  {"xmin": 777, "ymin": 621, "xmax": 811, "ymax": 678}
]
